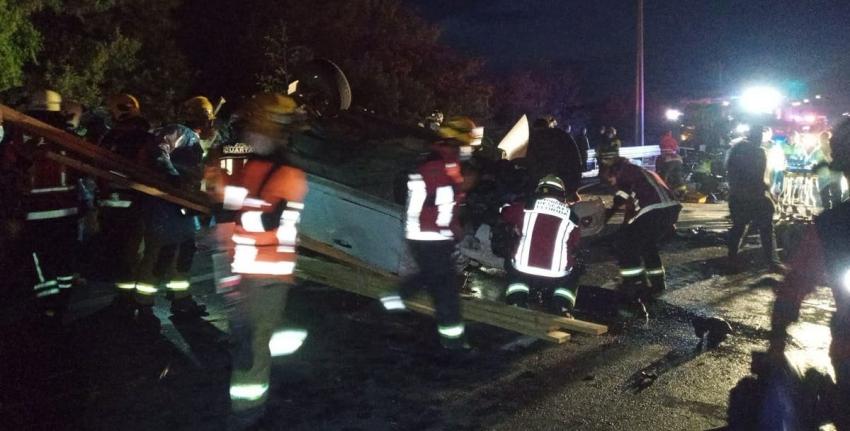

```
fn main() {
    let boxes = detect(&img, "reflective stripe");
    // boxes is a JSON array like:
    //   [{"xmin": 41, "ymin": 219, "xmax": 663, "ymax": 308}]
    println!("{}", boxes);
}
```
[
  {"xmin": 434, "ymin": 185, "xmax": 455, "ymax": 227},
  {"xmin": 230, "ymin": 383, "xmax": 269, "ymax": 401},
  {"xmin": 218, "ymin": 275, "xmax": 242, "ymax": 289},
  {"xmin": 506, "ymin": 283, "xmax": 530, "ymax": 295},
  {"xmin": 276, "ymin": 246, "xmax": 297, "ymax": 253},
  {"xmin": 36, "ymin": 288, "xmax": 61, "ymax": 298},
  {"xmin": 57, "ymin": 275, "xmax": 74, "ymax": 289},
  {"xmin": 98, "ymin": 199, "xmax": 132, "ymax": 208},
  {"xmin": 438, "ymin": 324, "xmax": 465, "ymax": 339},
  {"xmin": 223, "ymin": 186, "xmax": 249, "ymax": 210},
  {"xmin": 269, "ymin": 329, "xmax": 308, "ymax": 356},
  {"xmin": 380, "ymin": 295, "xmax": 406, "ymax": 311},
  {"xmin": 136, "ymin": 284, "xmax": 158, "ymax": 295},
  {"xmin": 242, "ymin": 198, "xmax": 271, "ymax": 209},
  {"xmin": 286, "ymin": 201, "xmax": 305, "ymax": 210},
  {"xmin": 646, "ymin": 268, "xmax": 665, "ymax": 276},
  {"xmin": 116, "ymin": 282, "xmax": 136, "ymax": 290},
  {"xmin": 232, "ymin": 259, "xmax": 295, "ymax": 276},
  {"xmin": 166, "ymin": 280, "xmax": 190, "ymax": 291},
  {"xmin": 34, "ymin": 280, "xmax": 58, "ymax": 291},
  {"xmin": 57, "ymin": 276, "xmax": 74, "ymax": 281},
  {"xmin": 616, "ymin": 190, "xmax": 630, "ymax": 200},
  {"xmin": 620, "ymin": 267, "xmax": 645, "ymax": 277},
  {"xmin": 240, "ymin": 211, "xmax": 265, "ymax": 232},
  {"xmin": 553, "ymin": 288, "xmax": 576, "ymax": 303},
  {"xmin": 31, "ymin": 186, "xmax": 76, "ymax": 194},
  {"xmin": 26, "ymin": 208, "xmax": 78, "ymax": 220}
]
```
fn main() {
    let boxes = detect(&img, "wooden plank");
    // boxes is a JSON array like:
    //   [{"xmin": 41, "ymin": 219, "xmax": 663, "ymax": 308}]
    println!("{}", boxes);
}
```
[
  {"xmin": 295, "ymin": 255, "xmax": 572, "ymax": 343},
  {"xmin": 44, "ymin": 151, "xmax": 211, "ymax": 214},
  {"xmin": 467, "ymin": 297, "xmax": 609, "ymax": 336},
  {"xmin": 1, "ymin": 104, "xmax": 212, "ymax": 212}
]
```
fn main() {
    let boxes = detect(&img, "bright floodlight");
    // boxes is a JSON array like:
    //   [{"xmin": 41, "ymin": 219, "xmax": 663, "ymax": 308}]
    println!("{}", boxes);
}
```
[
  {"xmin": 740, "ymin": 86, "xmax": 783, "ymax": 114},
  {"xmin": 735, "ymin": 123, "xmax": 751, "ymax": 134},
  {"xmin": 665, "ymin": 109, "xmax": 683, "ymax": 122}
]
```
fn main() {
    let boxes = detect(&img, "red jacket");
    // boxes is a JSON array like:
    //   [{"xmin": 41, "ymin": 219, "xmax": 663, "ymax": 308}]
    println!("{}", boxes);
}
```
[
  {"xmin": 612, "ymin": 160, "xmax": 680, "ymax": 223},
  {"xmin": 222, "ymin": 159, "xmax": 307, "ymax": 282},
  {"xmin": 405, "ymin": 143, "xmax": 464, "ymax": 241},
  {"xmin": 501, "ymin": 197, "xmax": 580, "ymax": 278},
  {"xmin": 3, "ymin": 122, "xmax": 80, "ymax": 221}
]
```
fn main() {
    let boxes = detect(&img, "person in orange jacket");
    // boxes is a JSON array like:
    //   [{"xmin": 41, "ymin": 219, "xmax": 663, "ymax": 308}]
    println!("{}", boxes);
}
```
[{"xmin": 206, "ymin": 93, "xmax": 309, "ymax": 429}]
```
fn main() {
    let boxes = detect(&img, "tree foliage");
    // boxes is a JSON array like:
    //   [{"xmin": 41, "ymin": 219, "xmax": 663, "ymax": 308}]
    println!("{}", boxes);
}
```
[{"xmin": 0, "ymin": 0, "xmax": 43, "ymax": 91}]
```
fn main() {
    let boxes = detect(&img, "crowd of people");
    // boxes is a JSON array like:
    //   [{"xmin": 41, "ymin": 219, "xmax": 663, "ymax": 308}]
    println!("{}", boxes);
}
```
[{"xmin": 5, "ymin": 87, "xmax": 850, "ymax": 428}]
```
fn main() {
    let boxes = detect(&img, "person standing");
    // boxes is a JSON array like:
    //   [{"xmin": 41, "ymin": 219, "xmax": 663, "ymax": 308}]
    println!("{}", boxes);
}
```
[
  {"xmin": 380, "ymin": 116, "xmax": 480, "ymax": 353},
  {"xmin": 574, "ymin": 127, "xmax": 591, "ymax": 172},
  {"xmin": 597, "ymin": 126, "xmax": 622, "ymax": 169},
  {"xmin": 656, "ymin": 131, "xmax": 685, "ymax": 197},
  {"xmin": 725, "ymin": 126, "xmax": 786, "ymax": 273},
  {"xmin": 206, "ymin": 93, "xmax": 309, "ymax": 428},
  {"xmin": 2, "ymin": 90, "xmax": 84, "ymax": 320},
  {"xmin": 132, "ymin": 96, "xmax": 214, "ymax": 328},
  {"xmin": 814, "ymin": 131, "xmax": 845, "ymax": 210},
  {"xmin": 500, "ymin": 175, "xmax": 581, "ymax": 317},
  {"xmin": 769, "ymin": 118, "xmax": 850, "ymax": 430},
  {"xmin": 601, "ymin": 157, "xmax": 681, "ymax": 318}
]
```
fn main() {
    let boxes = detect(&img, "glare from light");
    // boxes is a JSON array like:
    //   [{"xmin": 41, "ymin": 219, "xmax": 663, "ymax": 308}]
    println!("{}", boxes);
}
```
[
  {"xmin": 735, "ymin": 123, "xmax": 751, "ymax": 134},
  {"xmin": 721, "ymin": 100, "xmax": 731, "ymax": 107},
  {"xmin": 269, "ymin": 329, "xmax": 308, "ymax": 357},
  {"xmin": 767, "ymin": 144, "xmax": 787, "ymax": 172},
  {"xmin": 844, "ymin": 269, "xmax": 850, "ymax": 293},
  {"xmin": 665, "ymin": 109, "xmax": 683, "ymax": 122},
  {"xmin": 816, "ymin": 95, "xmax": 822, "ymax": 100},
  {"xmin": 804, "ymin": 99, "xmax": 811, "ymax": 104},
  {"xmin": 804, "ymin": 114, "xmax": 816, "ymax": 124},
  {"xmin": 740, "ymin": 86, "xmax": 784, "ymax": 114},
  {"xmin": 791, "ymin": 101, "xmax": 802, "ymax": 107}
]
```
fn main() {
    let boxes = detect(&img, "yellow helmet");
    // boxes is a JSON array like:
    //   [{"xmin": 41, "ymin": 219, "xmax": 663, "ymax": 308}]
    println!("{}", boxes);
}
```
[
  {"xmin": 180, "ymin": 96, "xmax": 216, "ymax": 125},
  {"xmin": 237, "ymin": 93, "xmax": 307, "ymax": 138},
  {"xmin": 29, "ymin": 89, "xmax": 62, "ymax": 112},
  {"xmin": 107, "ymin": 93, "xmax": 141, "ymax": 121},
  {"xmin": 438, "ymin": 116, "xmax": 483, "ymax": 145}
]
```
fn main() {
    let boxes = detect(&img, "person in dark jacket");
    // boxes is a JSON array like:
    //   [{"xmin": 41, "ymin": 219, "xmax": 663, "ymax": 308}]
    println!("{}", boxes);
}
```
[
  {"xmin": 725, "ymin": 126, "xmax": 786, "ymax": 274},
  {"xmin": 526, "ymin": 116, "xmax": 583, "ymax": 200},
  {"xmin": 574, "ymin": 127, "xmax": 591, "ymax": 172}
]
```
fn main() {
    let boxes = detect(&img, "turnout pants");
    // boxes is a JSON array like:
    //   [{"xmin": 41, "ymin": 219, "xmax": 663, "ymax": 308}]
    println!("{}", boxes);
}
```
[
  {"xmin": 505, "ymin": 263, "xmax": 577, "ymax": 314},
  {"xmin": 26, "ymin": 216, "xmax": 79, "ymax": 306},
  {"xmin": 228, "ymin": 278, "xmax": 291, "ymax": 413},
  {"xmin": 615, "ymin": 205, "xmax": 680, "ymax": 301},
  {"xmin": 397, "ymin": 240, "xmax": 465, "ymax": 348},
  {"xmin": 728, "ymin": 195, "xmax": 780, "ymax": 265}
]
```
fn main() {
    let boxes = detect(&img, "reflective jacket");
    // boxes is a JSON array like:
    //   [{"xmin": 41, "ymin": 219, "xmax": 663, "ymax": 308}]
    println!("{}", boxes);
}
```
[
  {"xmin": 223, "ymin": 159, "xmax": 307, "ymax": 282},
  {"xmin": 774, "ymin": 201, "xmax": 850, "ymax": 361},
  {"xmin": 2, "ymin": 111, "xmax": 81, "ymax": 222},
  {"xmin": 502, "ymin": 197, "xmax": 580, "ymax": 278},
  {"xmin": 611, "ymin": 160, "xmax": 680, "ymax": 224},
  {"xmin": 405, "ymin": 143, "xmax": 464, "ymax": 241}
]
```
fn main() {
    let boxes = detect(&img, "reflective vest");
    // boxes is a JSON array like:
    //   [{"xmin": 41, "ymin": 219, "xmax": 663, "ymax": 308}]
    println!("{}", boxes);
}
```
[
  {"xmin": 405, "ymin": 146, "xmax": 464, "ymax": 241},
  {"xmin": 223, "ymin": 159, "xmax": 307, "ymax": 282},
  {"xmin": 613, "ymin": 161, "xmax": 680, "ymax": 223},
  {"xmin": 503, "ymin": 197, "xmax": 580, "ymax": 278},
  {"xmin": 815, "ymin": 201, "xmax": 850, "ymax": 360}
]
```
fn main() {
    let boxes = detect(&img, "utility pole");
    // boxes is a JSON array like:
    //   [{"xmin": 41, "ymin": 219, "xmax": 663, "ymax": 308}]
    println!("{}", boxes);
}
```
[{"xmin": 635, "ymin": 0, "xmax": 645, "ymax": 146}]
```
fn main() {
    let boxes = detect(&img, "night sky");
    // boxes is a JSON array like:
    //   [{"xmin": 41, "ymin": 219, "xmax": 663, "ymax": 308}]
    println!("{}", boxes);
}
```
[{"xmin": 407, "ymin": 0, "xmax": 850, "ymax": 106}]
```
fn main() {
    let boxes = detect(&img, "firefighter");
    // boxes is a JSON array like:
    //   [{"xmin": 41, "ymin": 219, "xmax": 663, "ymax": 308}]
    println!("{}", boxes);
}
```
[
  {"xmin": 601, "ymin": 157, "xmax": 681, "ymax": 318},
  {"xmin": 380, "ymin": 116, "xmax": 479, "ymax": 353},
  {"xmin": 98, "ymin": 94, "xmax": 155, "ymax": 313},
  {"xmin": 205, "ymin": 93, "xmax": 309, "ymax": 428},
  {"xmin": 500, "ymin": 175, "xmax": 581, "ymax": 317},
  {"xmin": 769, "ymin": 118, "xmax": 850, "ymax": 430},
  {"xmin": 656, "ymin": 131, "xmax": 685, "ymax": 198},
  {"xmin": 2, "ymin": 90, "xmax": 83, "ymax": 318},
  {"xmin": 132, "ymin": 96, "xmax": 213, "ymax": 328},
  {"xmin": 726, "ymin": 126, "xmax": 785, "ymax": 274},
  {"xmin": 597, "ymin": 126, "xmax": 622, "ymax": 169}
]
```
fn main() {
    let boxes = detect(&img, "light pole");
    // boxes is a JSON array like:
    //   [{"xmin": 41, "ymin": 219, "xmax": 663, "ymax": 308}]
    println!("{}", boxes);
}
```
[{"xmin": 635, "ymin": 0, "xmax": 645, "ymax": 146}]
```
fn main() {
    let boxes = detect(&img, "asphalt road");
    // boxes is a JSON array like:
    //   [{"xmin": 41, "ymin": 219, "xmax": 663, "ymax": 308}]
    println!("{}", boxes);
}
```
[{"xmin": 1, "ymin": 202, "xmax": 838, "ymax": 430}]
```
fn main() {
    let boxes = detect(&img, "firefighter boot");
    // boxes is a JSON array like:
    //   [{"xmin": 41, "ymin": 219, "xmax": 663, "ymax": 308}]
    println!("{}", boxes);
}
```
[
  {"xmin": 505, "ymin": 282, "xmax": 530, "ymax": 308},
  {"xmin": 170, "ymin": 296, "xmax": 209, "ymax": 320},
  {"xmin": 550, "ymin": 287, "xmax": 577, "ymax": 318},
  {"xmin": 645, "ymin": 267, "xmax": 667, "ymax": 302},
  {"xmin": 616, "ymin": 276, "xmax": 649, "ymax": 321}
]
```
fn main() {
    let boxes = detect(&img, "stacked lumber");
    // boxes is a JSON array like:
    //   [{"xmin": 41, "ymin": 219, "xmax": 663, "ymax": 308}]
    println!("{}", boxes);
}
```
[{"xmin": 3, "ymin": 105, "xmax": 608, "ymax": 343}]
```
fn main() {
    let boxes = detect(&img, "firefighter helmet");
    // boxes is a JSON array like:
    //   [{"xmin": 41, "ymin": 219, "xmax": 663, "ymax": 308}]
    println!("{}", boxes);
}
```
[
  {"xmin": 438, "ymin": 116, "xmax": 483, "ymax": 146},
  {"xmin": 237, "ymin": 93, "xmax": 307, "ymax": 139},
  {"xmin": 536, "ymin": 175, "xmax": 567, "ymax": 199},
  {"xmin": 107, "ymin": 93, "xmax": 141, "ymax": 121},
  {"xmin": 830, "ymin": 118, "xmax": 850, "ymax": 172},
  {"xmin": 181, "ymin": 96, "xmax": 216, "ymax": 125},
  {"xmin": 29, "ymin": 90, "xmax": 62, "ymax": 112}
]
